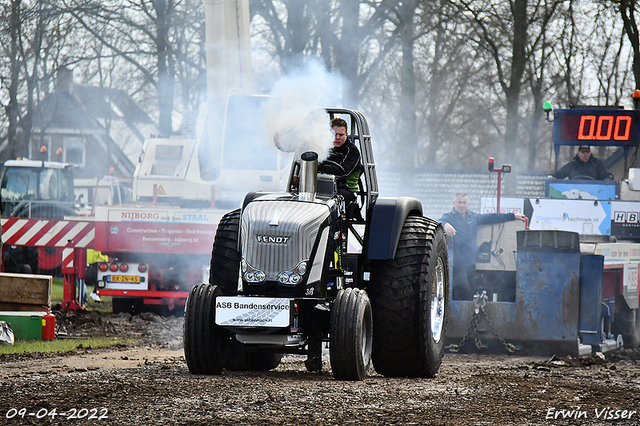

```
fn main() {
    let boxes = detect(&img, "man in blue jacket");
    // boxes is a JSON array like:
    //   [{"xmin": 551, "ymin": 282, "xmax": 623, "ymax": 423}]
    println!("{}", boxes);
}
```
[{"xmin": 439, "ymin": 192, "xmax": 526, "ymax": 300}]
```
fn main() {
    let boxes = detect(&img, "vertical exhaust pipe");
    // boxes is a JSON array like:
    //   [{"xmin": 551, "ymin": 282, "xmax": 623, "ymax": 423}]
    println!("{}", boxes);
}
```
[{"xmin": 299, "ymin": 151, "xmax": 318, "ymax": 201}]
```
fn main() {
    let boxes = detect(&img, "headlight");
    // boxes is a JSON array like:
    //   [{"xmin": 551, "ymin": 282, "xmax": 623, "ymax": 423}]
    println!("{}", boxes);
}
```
[
  {"xmin": 277, "ymin": 272, "xmax": 290, "ymax": 284},
  {"xmin": 242, "ymin": 259, "xmax": 266, "ymax": 284},
  {"xmin": 276, "ymin": 261, "xmax": 308, "ymax": 286}
]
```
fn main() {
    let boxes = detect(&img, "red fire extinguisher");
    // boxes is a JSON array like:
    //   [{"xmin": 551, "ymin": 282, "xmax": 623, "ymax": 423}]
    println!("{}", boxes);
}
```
[{"xmin": 42, "ymin": 311, "xmax": 55, "ymax": 341}]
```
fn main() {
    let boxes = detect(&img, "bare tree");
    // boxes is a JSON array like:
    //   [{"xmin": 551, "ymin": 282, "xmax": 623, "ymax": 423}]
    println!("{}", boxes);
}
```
[
  {"xmin": 618, "ymin": 0, "xmax": 640, "ymax": 88},
  {"xmin": 3, "ymin": 0, "xmax": 22, "ymax": 158},
  {"xmin": 447, "ymin": 0, "xmax": 577, "ymax": 181},
  {"xmin": 452, "ymin": 0, "xmax": 528, "ymax": 177},
  {"xmin": 0, "ymin": 0, "xmax": 81, "ymax": 159},
  {"xmin": 63, "ymin": 0, "xmax": 206, "ymax": 137},
  {"xmin": 250, "ymin": 0, "xmax": 321, "ymax": 71},
  {"xmin": 4, "ymin": 0, "xmax": 638, "ymax": 177},
  {"xmin": 250, "ymin": 0, "xmax": 366, "ymax": 104},
  {"xmin": 173, "ymin": 3, "xmax": 206, "ymax": 115},
  {"xmin": 523, "ymin": 1, "xmax": 562, "ymax": 171},
  {"xmin": 413, "ymin": 2, "xmax": 488, "ymax": 168},
  {"xmin": 251, "ymin": 0, "xmax": 412, "ymax": 108}
]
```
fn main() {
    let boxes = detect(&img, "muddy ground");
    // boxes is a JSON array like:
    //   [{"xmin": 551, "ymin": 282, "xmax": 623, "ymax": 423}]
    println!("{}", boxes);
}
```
[{"xmin": 1, "ymin": 310, "xmax": 639, "ymax": 425}]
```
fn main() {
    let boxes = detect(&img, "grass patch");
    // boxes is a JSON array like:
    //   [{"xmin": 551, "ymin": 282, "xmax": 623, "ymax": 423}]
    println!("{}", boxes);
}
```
[
  {"xmin": 52, "ymin": 278, "xmax": 113, "ymax": 313},
  {"xmin": 1, "ymin": 281, "xmax": 122, "ymax": 355},
  {"xmin": 0, "ymin": 337, "xmax": 128, "ymax": 355},
  {"xmin": 52, "ymin": 278, "xmax": 64, "ymax": 302}
]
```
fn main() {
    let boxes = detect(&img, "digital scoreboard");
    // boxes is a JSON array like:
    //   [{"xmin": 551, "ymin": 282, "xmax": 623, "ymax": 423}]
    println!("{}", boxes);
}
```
[{"xmin": 554, "ymin": 109, "xmax": 640, "ymax": 147}]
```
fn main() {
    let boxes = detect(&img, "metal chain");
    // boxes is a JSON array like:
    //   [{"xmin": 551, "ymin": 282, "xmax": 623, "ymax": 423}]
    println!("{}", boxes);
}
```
[
  {"xmin": 448, "ymin": 291, "xmax": 519, "ymax": 353},
  {"xmin": 448, "ymin": 311, "xmax": 478, "ymax": 352},
  {"xmin": 448, "ymin": 293, "xmax": 485, "ymax": 353},
  {"xmin": 479, "ymin": 306, "xmax": 519, "ymax": 353}
]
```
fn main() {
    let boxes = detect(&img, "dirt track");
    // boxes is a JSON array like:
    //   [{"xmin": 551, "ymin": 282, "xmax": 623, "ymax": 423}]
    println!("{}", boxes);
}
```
[{"xmin": 1, "ymin": 311, "xmax": 639, "ymax": 425}]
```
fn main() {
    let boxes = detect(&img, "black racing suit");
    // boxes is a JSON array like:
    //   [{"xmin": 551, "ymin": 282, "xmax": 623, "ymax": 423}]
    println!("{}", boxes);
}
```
[{"xmin": 317, "ymin": 140, "xmax": 363, "ymax": 205}]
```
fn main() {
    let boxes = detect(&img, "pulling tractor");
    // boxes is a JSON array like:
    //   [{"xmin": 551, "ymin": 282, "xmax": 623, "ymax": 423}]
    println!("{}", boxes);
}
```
[{"xmin": 183, "ymin": 109, "xmax": 450, "ymax": 380}]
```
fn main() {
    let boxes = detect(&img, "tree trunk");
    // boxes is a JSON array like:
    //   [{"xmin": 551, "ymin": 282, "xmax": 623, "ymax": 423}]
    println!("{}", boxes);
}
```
[
  {"xmin": 503, "ymin": 0, "xmax": 528, "ymax": 194},
  {"xmin": 397, "ymin": 0, "xmax": 418, "ymax": 168},
  {"xmin": 424, "ymin": 20, "xmax": 445, "ymax": 168},
  {"xmin": 619, "ymin": 0, "xmax": 640, "ymax": 90},
  {"xmin": 156, "ymin": 0, "xmax": 175, "ymax": 137},
  {"xmin": 335, "ymin": 0, "xmax": 361, "ymax": 106},
  {"xmin": 7, "ymin": 0, "xmax": 22, "ymax": 159}
]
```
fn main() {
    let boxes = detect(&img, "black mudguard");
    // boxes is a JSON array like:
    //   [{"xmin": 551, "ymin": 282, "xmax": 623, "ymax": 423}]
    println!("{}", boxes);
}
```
[
  {"xmin": 365, "ymin": 197, "xmax": 423, "ymax": 260},
  {"xmin": 242, "ymin": 191, "xmax": 271, "ymax": 211}
]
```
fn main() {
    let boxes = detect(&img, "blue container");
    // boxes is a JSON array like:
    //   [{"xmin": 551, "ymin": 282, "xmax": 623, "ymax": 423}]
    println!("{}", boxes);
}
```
[
  {"xmin": 579, "ymin": 255, "xmax": 605, "ymax": 347},
  {"xmin": 448, "ymin": 230, "xmax": 584, "ymax": 355}
]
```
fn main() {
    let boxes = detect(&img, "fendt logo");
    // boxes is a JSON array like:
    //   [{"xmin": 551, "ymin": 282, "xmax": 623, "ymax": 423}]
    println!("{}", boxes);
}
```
[{"xmin": 256, "ymin": 235, "xmax": 290, "ymax": 244}]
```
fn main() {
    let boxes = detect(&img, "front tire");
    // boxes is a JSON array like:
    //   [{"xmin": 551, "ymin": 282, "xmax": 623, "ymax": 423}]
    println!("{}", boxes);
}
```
[
  {"xmin": 210, "ymin": 209, "xmax": 241, "ymax": 295},
  {"xmin": 330, "ymin": 288, "xmax": 373, "ymax": 381},
  {"xmin": 369, "ymin": 215, "xmax": 449, "ymax": 378},
  {"xmin": 183, "ymin": 283, "xmax": 224, "ymax": 375}
]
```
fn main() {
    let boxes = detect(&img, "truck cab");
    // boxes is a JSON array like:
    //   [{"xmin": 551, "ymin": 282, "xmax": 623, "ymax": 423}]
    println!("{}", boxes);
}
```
[{"xmin": 1, "ymin": 159, "xmax": 76, "ymax": 219}]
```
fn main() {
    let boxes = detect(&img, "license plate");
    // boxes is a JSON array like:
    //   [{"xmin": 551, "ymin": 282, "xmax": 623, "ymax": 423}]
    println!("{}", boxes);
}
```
[
  {"xmin": 108, "ymin": 275, "xmax": 140, "ymax": 283},
  {"xmin": 215, "ymin": 297, "xmax": 291, "ymax": 328}
]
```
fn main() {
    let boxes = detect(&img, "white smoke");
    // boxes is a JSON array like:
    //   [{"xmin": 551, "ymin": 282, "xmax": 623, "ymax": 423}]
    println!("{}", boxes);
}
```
[{"xmin": 262, "ymin": 60, "xmax": 346, "ymax": 161}]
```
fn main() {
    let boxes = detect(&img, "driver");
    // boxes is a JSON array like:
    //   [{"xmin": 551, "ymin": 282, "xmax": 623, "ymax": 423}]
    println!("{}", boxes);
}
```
[
  {"xmin": 317, "ymin": 117, "xmax": 363, "ymax": 205},
  {"xmin": 553, "ymin": 145, "xmax": 613, "ymax": 180}
]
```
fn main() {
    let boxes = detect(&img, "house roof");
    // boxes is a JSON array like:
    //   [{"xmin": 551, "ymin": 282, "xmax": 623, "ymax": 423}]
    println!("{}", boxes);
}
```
[
  {"xmin": 31, "ymin": 90, "xmax": 101, "ymax": 131},
  {"xmin": 73, "ymin": 86, "xmax": 153, "ymax": 124},
  {"xmin": 15, "ymin": 80, "xmax": 159, "ymax": 176},
  {"xmin": 30, "ymin": 85, "xmax": 152, "ymax": 131}
]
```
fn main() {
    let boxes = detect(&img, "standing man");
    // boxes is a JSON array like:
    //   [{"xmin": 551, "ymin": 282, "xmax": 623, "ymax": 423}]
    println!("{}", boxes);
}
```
[
  {"xmin": 439, "ymin": 192, "xmax": 526, "ymax": 300},
  {"xmin": 553, "ymin": 145, "xmax": 613, "ymax": 180}
]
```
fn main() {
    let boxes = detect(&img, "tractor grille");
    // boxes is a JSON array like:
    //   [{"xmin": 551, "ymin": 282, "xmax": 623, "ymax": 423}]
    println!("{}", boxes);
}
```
[{"xmin": 241, "ymin": 200, "xmax": 330, "ymax": 281}]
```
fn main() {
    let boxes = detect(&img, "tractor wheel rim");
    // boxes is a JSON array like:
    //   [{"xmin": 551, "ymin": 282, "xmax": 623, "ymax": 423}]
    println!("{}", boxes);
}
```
[
  {"xmin": 361, "ymin": 301, "xmax": 373, "ymax": 365},
  {"xmin": 430, "ymin": 257, "xmax": 446, "ymax": 343}
]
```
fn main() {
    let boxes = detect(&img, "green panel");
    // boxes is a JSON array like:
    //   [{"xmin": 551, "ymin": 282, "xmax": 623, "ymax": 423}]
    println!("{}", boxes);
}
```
[{"xmin": 0, "ymin": 312, "xmax": 44, "ymax": 341}]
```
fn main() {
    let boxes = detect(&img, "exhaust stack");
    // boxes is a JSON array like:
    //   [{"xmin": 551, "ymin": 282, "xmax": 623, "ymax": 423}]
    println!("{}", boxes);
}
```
[{"xmin": 299, "ymin": 151, "xmax": 318, "ymax": 201}]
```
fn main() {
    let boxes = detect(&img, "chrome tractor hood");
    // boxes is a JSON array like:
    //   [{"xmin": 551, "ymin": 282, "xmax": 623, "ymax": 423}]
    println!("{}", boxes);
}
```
[{"xmin": 240, "ymin": 199, "xmax": 333, "ymax": 285}]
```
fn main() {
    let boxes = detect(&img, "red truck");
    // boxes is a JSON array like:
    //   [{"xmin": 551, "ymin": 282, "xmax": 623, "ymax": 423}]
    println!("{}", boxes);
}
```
[
  {"xmin": 2, "ymin": 0, "xmax": 288, "ymax": 314},
  {"xmin": 92, "ymin": 205, "xmax": 224, "ymax": 314}
]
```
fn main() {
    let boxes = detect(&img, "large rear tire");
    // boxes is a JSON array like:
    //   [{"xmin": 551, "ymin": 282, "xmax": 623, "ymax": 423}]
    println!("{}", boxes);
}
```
[
  {"xmin": 210, "ymin": 209, "xmax": 241, "ymax": 295},
  {"xmin": 330, "ymin": 287, "xmax": 373, "ymax": 381},
  {"xmin": 369, "ymin": 215, "xmax": 449, "ymax": 378},
  {"xmin": 612, "ymin": 295, "xmax": 640, "ymax": 349},
  {"xmin": 183, "ymin": 283, "xmax": 224, "ymax": 375}
]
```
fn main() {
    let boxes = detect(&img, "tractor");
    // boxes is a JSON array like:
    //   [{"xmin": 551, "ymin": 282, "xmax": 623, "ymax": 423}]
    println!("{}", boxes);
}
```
[{"xmin": 183, "ymin": 108, "xmax": 450, "ymax": 380}]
